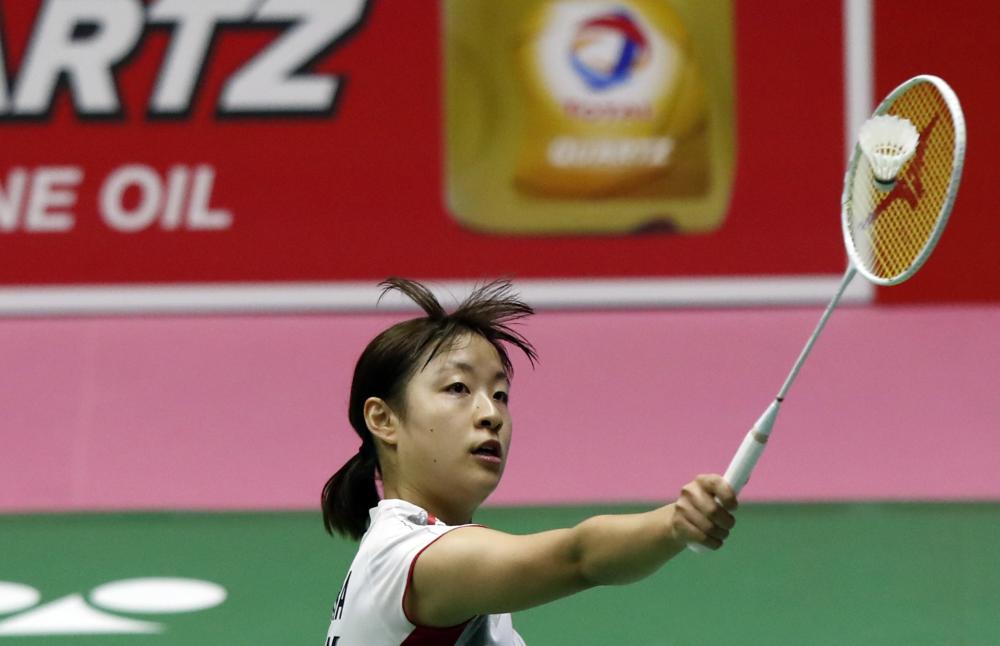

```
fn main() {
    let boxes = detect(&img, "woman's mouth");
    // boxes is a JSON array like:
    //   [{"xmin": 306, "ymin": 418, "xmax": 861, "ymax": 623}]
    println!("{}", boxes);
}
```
[{"xmin": 472, "ymin": 440, "xmax": 503, "ymax": 466}]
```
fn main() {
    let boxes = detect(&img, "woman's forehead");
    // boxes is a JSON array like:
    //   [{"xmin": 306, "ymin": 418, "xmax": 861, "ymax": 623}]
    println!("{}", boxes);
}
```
[{"xmin": 424, "ymin": 334, "xmax": 507, "ymax": 378}]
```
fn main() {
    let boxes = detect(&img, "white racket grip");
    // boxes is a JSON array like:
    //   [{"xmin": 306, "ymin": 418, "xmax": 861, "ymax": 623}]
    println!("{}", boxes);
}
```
[
  {"xmin": 688, "ymin": 400, "xmax": 781, "ymax": 554},
  {"xmin": 723, "ymin": 399, "xmax": 780, "ymax": 494}
]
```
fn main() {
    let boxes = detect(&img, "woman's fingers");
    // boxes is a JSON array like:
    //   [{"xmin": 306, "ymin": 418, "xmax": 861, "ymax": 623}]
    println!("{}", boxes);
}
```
[{"xmin": 676, "ymin": 474, "xmax": 739, "ymax": 548}]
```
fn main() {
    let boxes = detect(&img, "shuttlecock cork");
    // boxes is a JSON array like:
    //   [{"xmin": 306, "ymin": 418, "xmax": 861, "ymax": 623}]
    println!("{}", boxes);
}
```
[{"xmin": 858, "ymin": 114, "xmax": 920, "ymax": 185}]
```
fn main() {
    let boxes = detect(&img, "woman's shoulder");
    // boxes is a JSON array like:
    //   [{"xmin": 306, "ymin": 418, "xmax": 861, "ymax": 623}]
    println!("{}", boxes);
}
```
[{"xmin": 346, "ymin": 500, "xmax": 454, "ymax": 584}]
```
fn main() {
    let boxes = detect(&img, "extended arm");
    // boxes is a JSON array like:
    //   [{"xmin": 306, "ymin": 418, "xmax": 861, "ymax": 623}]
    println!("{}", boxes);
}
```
[{"xmin": 409, "ymin": 474, "xmax": 737, "ymax": 626}]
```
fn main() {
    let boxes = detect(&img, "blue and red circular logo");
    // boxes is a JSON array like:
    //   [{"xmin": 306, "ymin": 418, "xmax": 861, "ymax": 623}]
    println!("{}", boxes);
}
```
[{"xmin": 570, "ymin": 10, "xmax": 649, "ymax": 91}]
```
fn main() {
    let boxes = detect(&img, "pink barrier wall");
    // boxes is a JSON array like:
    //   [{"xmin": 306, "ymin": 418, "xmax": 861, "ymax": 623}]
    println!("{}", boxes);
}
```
[{"xmin": 2, "ymin": 305, "xmax": 998, "ymax": 512}]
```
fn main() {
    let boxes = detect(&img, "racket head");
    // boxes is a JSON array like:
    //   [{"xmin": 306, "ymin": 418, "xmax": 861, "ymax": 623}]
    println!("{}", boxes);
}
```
[{"xmin": 841, "ymin": 75, "xmax": 966, "ymax": 286}]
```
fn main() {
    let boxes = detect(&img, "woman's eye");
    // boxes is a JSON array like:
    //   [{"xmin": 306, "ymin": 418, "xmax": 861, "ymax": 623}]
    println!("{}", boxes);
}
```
[
  {"xmin": 494, "ymin": 391, "xmax": 509, "ymax": 404},
  {"xmin": 446, "ymin": 382, "xmax": 469, "ymax": 394}
]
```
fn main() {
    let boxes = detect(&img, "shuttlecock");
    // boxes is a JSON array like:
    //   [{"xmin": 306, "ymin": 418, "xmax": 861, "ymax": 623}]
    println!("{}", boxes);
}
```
[{"xmin": 858, "ymin": 114, "xmax": 920, "ymax": 184}]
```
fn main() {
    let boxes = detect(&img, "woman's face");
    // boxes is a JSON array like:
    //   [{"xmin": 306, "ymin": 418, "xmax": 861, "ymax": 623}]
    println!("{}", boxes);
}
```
[{"xmin": 392, "ymin": 333, "xmax": 513, "ymax": 522}]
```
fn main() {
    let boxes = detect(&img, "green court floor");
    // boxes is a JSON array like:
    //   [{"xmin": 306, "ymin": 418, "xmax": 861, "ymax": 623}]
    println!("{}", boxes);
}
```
[{"xmin": 1, "ymin": 503, "xmax": 998, "ymax": 644}]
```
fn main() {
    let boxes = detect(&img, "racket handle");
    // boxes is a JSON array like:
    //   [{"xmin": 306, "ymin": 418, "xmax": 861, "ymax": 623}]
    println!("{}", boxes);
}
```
[
  {"xmin": 723, "ymin": 399, "xmax": 780, "ymax": 494},
  {"xmin": 688, "ymin": 400, "xmax": 781, "ymax": 554}
]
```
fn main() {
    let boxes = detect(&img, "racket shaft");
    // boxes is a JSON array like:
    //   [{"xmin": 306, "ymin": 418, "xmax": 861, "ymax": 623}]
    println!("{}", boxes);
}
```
[{"xmin": 690, "ymin": 267, "xmax": 850, "ymax": 555}]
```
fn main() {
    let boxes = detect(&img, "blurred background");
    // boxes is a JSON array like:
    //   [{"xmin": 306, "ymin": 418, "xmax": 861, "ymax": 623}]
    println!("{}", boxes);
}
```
[{"xmin": 1, "ymin": 0, "xmax": 997, "ymax": 643}]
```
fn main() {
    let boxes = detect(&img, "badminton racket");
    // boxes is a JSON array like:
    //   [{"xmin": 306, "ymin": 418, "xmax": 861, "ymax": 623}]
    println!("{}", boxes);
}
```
[{"xmin": 690, "ymin": 74, "xmax": 966, "ymax": 553}]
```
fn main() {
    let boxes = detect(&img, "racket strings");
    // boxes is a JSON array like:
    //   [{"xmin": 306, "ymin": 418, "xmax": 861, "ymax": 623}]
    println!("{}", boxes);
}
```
[{"xmin": 847, "ymin": 83, "xmax": 956, "ymax": 281}]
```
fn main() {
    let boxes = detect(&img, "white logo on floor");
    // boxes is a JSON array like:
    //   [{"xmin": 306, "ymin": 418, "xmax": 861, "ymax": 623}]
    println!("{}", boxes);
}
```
[{"xmin": 0, "ymin": 578, "xmax": 226, "ymax": 636}]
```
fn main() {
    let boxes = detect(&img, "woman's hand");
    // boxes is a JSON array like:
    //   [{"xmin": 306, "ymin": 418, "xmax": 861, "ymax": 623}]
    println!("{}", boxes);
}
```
[{"xmin": 667, "ymin": 474, "xmax": 738, "ymax": 551}]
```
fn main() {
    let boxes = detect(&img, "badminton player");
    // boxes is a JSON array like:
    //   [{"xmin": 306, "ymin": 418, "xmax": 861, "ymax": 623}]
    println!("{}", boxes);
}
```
[{"xmin": 322, "ymin": 278, "xmax": 737, "ymax": 645}]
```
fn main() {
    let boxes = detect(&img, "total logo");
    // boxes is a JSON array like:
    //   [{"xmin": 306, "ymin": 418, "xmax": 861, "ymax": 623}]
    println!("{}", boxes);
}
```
[
  {"xmin": 0, "ymin": 578, "xmax": 226, "ymax": 636},
  {"xmin": 569, "ymin": 9, "xmax": 650, "ymax": 91},
  {"xmin": 535, "ymin": 2, "xmax": 678, "ymax": 122}
]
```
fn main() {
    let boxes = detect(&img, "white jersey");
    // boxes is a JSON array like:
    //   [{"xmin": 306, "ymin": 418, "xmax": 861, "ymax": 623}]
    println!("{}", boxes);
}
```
[{"xmin": 325, "ymin": 499, "xmax": 526, "ymax": 645}]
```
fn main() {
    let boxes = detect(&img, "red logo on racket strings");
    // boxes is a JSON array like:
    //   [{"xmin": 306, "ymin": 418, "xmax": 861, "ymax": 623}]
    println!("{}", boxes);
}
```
[{"xmin": 862, "ymin": 113, "xmax": 941, "ymax": 229}]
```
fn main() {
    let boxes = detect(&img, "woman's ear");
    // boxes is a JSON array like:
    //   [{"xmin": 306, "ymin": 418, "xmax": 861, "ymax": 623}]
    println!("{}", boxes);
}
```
[{"xmin": 364, "ymin": 397, "xmax": 398, "ymax": 446}]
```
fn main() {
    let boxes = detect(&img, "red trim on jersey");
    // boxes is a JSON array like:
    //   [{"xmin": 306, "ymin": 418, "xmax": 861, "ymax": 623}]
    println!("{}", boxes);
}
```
[
  {"xmin": 401, "ymin": 525, "xmax": 485, "ymax": 643},
  {"xmin": 400, "ymin": 622, "xmax": 470, "ymax": 645}
]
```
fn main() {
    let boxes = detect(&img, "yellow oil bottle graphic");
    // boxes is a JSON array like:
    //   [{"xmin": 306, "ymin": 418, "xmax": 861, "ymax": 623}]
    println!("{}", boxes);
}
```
[{"xmin": 445, "ymin": 0, "xmax": 735, "ymax": 235}]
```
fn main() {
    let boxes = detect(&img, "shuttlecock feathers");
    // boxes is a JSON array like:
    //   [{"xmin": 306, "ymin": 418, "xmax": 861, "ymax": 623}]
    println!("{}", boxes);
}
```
[{"xmin": 858, "ymin": 114, "xmax": 920, "ymax": 183}]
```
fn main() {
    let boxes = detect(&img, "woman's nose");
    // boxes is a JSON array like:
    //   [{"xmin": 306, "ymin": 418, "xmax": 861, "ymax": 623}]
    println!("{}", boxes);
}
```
[{"xmin": 474, "ymin": 393, "xmax": 503, "ymax": 431}]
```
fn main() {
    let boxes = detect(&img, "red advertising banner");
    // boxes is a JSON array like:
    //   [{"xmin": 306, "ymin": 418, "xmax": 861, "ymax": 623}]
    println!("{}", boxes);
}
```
[
  {"xmin": 3, "ymin": 1, "xmax": 994, "ymax": 307},
  {"xmin": 0, "ymin": 0, "xmax": 848, "ymax": 288}
]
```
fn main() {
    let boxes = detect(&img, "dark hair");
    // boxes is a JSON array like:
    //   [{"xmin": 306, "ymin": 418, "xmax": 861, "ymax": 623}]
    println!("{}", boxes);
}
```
[{"xmin": 321, "ymin": 278, "xmax": 537, "ymax": 539}]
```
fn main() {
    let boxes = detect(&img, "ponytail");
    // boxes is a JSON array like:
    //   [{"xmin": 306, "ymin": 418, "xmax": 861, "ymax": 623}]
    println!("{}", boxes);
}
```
[{"xmin": 321, "ymin": 445, "xmax": 380, "ymax": 540}]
